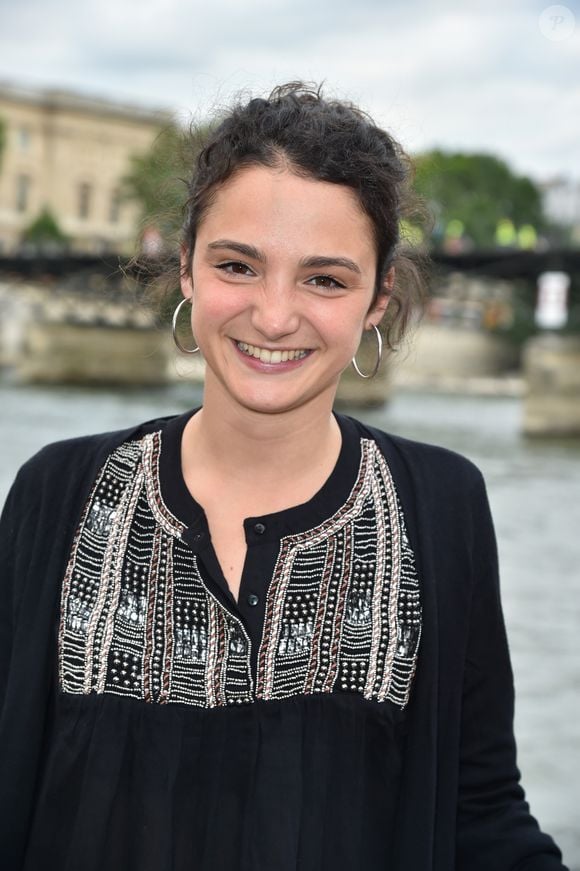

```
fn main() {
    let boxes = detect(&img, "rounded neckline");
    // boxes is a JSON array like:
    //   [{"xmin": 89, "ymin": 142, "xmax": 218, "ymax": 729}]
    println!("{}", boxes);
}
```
[{"xmin": 158, "ymin": 406, "xmax": 362, "ymax": 542}]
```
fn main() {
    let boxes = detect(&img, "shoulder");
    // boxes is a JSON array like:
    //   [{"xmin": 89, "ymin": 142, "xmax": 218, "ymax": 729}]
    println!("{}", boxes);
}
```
[
  {"xmin": 8, "ymin": 413, "xmax": 178, "ymax": 503},
  {"xmin": 350, "ymin": 418, "xmax": 481, "ymax": 481},
  {"xmin": 341, "ymin": 415, "xmax": 498, "ymax": 578},
  {"xmin": 340, "ymin": 413, "xmax": 489, "ymax": 530}
]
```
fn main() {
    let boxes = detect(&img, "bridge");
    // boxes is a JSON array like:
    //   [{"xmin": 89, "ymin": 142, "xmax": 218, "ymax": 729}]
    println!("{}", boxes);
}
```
[
  {"xmin": 1, "ymin": 248, "xmax": 580, "ymax": 283},
  {"xmin": 1, "ymin": 251, "xmax": 579, "ymax": 436},
  {"xmin": 1, "ymin": 248, "xmax": 578, "ymax": 331},
  {"xmin": 1, "ymin": 248, "xmax": 578, "ymax": 333}
]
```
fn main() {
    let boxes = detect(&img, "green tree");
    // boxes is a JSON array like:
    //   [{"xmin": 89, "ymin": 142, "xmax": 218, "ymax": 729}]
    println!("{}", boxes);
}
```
[
  {"xmin": 121, "ymin": 122, "xmax": 211, "ymax": 246},
  {"xmin": 413, "ymin": 150, "xmax": 545, "ymax": 248},
  {"xmin": 22, "ymin": 207, "xmax": 69, "ymax": 252}
]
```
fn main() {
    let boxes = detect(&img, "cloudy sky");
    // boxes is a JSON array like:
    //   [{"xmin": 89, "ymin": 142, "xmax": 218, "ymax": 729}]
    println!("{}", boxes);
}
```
[{"xmin": 1, "ymin": 0, "xmax": 578, "ymax": 182}]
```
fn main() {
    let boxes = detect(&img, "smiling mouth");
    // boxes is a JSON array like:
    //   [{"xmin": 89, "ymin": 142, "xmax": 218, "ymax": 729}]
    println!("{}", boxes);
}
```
[{"xmin": 235, "ymin": 340, "xmax": 311, "ymax": 364}]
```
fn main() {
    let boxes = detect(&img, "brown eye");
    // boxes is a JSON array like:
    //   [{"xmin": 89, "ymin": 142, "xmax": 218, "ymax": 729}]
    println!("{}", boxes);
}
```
[
  {"xmin": 216, "ymin": 261, "xmax": 254, "ymax": 276},
  {"xmin": 308, "ymin": 275, "xmax": 345, "ymax": 290}
]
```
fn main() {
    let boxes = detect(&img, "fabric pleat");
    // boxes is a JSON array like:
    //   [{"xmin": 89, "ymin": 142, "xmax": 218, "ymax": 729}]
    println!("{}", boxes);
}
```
[{"xmin": 23, "ymin": 691, "xmax": 405, "ymax": 871}]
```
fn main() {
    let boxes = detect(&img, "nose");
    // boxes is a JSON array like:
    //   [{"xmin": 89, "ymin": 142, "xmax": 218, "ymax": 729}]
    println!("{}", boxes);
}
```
[{"xmin": 250, "ymin": 281, "xmax": 301, "ymax": 340}]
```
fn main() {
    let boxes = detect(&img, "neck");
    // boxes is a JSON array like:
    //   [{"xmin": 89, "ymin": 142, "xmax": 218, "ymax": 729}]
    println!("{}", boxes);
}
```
[{"xmin": 183, "ymin": 381, "xmax": 341, "ymax": 491}]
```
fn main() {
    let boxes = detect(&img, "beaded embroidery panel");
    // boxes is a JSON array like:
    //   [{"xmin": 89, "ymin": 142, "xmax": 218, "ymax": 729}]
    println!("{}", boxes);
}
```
[
  {"xmin": 256, "ymin": 439, "xmax": 421, "ymax": 708},
  {"xmin": 58, "ymin": 432, "xmax": 254, "ymax": 707},
  {"xmin": 58, "ymin": 430, "xmax": 421, "ymax": 710}
]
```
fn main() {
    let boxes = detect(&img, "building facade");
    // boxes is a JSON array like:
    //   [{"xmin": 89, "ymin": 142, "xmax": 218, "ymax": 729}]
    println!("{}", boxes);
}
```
[{"xmin": 0, "ymin": 82, "xmax": 171, "ymax": 254}]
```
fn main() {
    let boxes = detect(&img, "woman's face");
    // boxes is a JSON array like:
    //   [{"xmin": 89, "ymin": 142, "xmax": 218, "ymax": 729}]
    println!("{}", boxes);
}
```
[{"xmin": 182, "ymin": 164, "xmax": 391, "ymax": 418}]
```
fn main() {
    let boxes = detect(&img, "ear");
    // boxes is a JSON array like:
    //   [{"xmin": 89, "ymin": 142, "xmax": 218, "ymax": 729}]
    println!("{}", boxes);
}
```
[
  {"xmin": 180, "ymin": 245, "xmax": 194, "ymax": 300},
  {"xmin": 365, "ymin": 266, "xmax": 395, "ymax": 330}
]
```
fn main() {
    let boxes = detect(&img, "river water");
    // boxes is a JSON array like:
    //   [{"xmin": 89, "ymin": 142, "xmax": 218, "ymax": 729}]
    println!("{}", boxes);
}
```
[{"xmin": 1, "ymin": 380, "xmax": 579, "ymax": 867}]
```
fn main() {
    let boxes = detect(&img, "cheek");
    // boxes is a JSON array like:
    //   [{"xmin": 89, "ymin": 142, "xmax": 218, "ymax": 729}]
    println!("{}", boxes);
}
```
[
  {"xmin": 313, "ymin": 300, "xmax": 366, "ymax": 350},
  {"xmin": 190, "ymin": 281, "xmax": 244, "ymax": 334}
]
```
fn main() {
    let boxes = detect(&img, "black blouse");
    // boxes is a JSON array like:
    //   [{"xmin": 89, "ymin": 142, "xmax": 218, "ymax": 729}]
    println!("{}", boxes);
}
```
[{"xmin": 0, "ymin": 409, "xmax": 568, "ymax": 871}]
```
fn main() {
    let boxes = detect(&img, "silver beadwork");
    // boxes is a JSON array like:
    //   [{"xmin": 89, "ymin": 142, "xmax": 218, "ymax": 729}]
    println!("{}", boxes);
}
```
[{"xmin": 59, "ymin": 431, "xmax": 422, "ymax": 711}]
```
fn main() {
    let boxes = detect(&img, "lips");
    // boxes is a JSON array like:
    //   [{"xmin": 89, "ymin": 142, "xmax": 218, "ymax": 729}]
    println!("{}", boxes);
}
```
[{"xmin": 235, "ymin": 340, "xmax": 310, "ymax": 364}]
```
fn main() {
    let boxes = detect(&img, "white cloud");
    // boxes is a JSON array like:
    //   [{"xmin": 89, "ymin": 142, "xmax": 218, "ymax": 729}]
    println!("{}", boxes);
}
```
[{"xmin": 0, "ymin": 0, "xmax": 578, "ymax": 180}]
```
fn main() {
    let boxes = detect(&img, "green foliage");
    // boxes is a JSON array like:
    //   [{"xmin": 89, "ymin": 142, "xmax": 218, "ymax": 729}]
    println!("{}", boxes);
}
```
[
  {"xmin": 121, "ymin": 122, "xmax": 211, "ymax": 245},
  {"xmin": 413, "ymin": 150, "xmax": 545, "ymax": 248},
  {"xmin": 22, "ymin": 207, "xmax": 68, "ymax": 249}
]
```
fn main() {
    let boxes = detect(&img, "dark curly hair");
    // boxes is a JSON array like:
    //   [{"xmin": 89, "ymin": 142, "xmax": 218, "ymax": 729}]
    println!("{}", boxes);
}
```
[{"xmin": 149, "ymin": 81, "xmax": 429, "ymax": 350}]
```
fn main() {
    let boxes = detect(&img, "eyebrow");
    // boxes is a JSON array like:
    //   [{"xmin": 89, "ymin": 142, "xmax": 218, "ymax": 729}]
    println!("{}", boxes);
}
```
[
  {"xmin": 206, "ymin": 239, "xmax": 362, "ymax": 276},
  {"xmin": 207, "ymin": 239, "xmax": 265, "ymax": 261},
  {"xmin": 301, "ymin": 255, "xmax": 362, "ymax": 276}
]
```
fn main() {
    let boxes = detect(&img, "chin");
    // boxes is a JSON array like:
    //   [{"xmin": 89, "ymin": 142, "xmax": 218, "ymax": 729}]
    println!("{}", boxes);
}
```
[
  {"xmin": 235, "ymin": 381, "xmax": 339, "ymax": 418},
  {"xmin": 209, "ymin": 365, "xmax": 341, "ymax": 417},
  {"xmin": 236, "ymin": 394, "xmax": 302, "ymax": 416}
]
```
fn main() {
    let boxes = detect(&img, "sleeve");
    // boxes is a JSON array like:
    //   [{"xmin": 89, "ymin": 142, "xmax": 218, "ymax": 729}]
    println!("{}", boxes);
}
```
[
  {"xmin": 0, "ymin": 464, "xmax": 40, "ymax": 714},
  {"xmin": 0, "ymin": 479, "xmax": 18, "ymax": 709},
  {"xmin": 0, "ymin": 459, "xmax": 61, "ymax": 869},
  {"xmin": 455, "ymin": 471, "xmax": 569, "ymax": 871},
  {"xmin": 0, "ymin": 430, "xmax": 142, "ymax": 868}
]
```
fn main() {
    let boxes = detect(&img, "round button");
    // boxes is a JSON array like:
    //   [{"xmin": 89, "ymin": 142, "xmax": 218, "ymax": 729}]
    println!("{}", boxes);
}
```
[
  {"xmin": 192, "ymin": 532, "xmax": 205, "ymax": 543},
  {"xmin": 253, "ymin": 522, "xmax": 266, "ymax": 535},
  {"xmin": 247, "ymin": 593, "xmax": 259, "ymax": 607}
]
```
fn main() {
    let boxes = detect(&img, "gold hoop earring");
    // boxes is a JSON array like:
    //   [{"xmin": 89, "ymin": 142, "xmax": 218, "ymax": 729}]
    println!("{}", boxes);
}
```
[
  {"xmin": 172, "ymin": 296, "xmax": 199, "ymax": 354},
  {"xmin": 351, "ymin": 324, "xmax": 383, "ymax": 379}
]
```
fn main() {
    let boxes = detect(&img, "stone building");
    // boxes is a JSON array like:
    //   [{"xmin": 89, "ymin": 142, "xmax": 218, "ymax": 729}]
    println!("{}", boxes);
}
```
[{"xmin": 0, "ymin": 82, "xmax": 171, "ymax": 254}]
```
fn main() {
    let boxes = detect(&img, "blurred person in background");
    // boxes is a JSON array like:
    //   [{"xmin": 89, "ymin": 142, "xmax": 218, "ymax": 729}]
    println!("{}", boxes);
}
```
[{"xmin": 0, "ymin": 82, "xmax": 569, "ymax": 870}]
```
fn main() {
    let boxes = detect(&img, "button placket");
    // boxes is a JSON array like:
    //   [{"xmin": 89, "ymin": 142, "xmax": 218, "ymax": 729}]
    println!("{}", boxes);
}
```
[{"xmin": 237, "ymin": 535, "xmax": 282, "ymax": 686}]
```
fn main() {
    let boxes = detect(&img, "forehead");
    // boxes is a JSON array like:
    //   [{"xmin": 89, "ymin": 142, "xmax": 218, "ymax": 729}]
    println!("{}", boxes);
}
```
[{"xmin": 196, "ymin": 165, "xmax": 376, "ymax": 265}]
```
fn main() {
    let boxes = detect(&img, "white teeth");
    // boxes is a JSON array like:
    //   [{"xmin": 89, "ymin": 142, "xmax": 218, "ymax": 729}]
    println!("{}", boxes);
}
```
[{"xmin": 236, "ymin": 341, "xmax": 309, "ymax": 364}]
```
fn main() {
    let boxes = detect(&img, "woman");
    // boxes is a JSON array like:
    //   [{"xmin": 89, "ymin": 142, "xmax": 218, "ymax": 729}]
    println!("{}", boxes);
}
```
[{"xmin": 0, "ymin": 83, "xmax": 568, "ymax": 870}]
